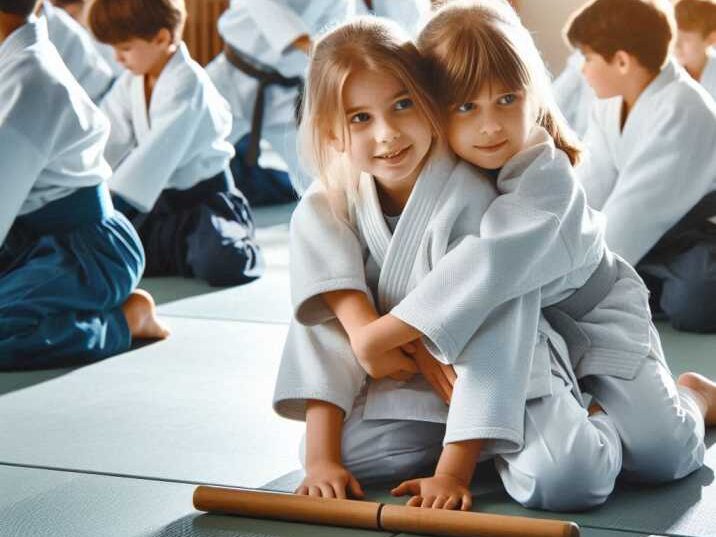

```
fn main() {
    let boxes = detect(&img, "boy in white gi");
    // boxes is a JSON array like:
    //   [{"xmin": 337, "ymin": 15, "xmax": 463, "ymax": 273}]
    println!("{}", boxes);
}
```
[
  {"xmin": 88, "ymin": 0, "xmax": 263, "ymax": 287},
  {"xmin": 282, "ymin": 1, "xmax": 716, "ymax": 510},
  {"xmin": 274, "ymin": 16, "xmax": 630, "ymax": 513},
  {"xmin": 567, "ymin": 0, "xmax": 716, "ymax": 332},
  {"xmin": 0, "ymin": 0, "xmax": 168, "ymax": 367},
  {"xmin": 674, "ymin": 0, "xmax": 716, "ymax": 99}
]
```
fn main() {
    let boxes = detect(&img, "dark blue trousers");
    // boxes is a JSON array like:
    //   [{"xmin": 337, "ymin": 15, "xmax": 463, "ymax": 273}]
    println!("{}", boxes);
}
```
[
  {"xmin": 114, "ymin": 170, "xmax": 264, "ymax": 287},
  {"xmin": 639, "ymin": 192, "xmax": 716, "ymax": 333},
  {"xmin": 0, "ymin": 186, "xmax": 144, "ymax": 369},
  {"xmin": 229, "ymin": 134, "xmax": 299, "ymax": 207}
]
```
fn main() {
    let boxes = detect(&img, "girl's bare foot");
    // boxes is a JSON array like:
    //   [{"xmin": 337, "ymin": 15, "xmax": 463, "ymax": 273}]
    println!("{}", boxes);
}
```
[
  {"xmin": 677, "ymin": 372, "xmax": 716, "ymax": 426},
  {"xmin": 121, "ymin": 289, "xmax": 170, "ymax": 340}
]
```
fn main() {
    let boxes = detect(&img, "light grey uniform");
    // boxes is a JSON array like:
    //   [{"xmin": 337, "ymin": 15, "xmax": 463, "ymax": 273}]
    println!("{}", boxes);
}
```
[
  {"xmin": 274, "ymin": 149, "xmax": 623, "ymax": 511},
  {"xmin": 278, "ymin": 131, "xmax": 706, "ymax": 510}
]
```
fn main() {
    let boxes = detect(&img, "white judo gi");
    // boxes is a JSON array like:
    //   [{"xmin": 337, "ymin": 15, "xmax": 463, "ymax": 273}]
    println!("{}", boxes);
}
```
[
  {"xmin": 552, "ymin": 51, "xmax": 595, "ymax": 138},
  {"xmin": 577, "ymin": 59, "xmax": 716, "ymax": 266},
  {"xmin": 41, "ymin": 0, "xmax": 114, "ymax": 103},
  {"xmin": 274, "ymin": 149, "xmax": 623, "ymax": 511},
  {"xmin": 279, "ymin": 131, "xmax": 706, "ymax": 507},
  {"xmin": 1, "ymin": 15, "xmax": 110, "ymax": 239},
  {"xmin": 354, "ymin": 0, "xmax": 431, "ymax": 38},
  {"xmin": 698, "ymin": 47, "xmax": 716, "ymax": 101},
  {"xmin": 0, "ymin": 16, "xmax": 143, "ymax": 364},
  {"xmin": 101, "ymin": 42, "xmax": 235, "ymax": 213}
]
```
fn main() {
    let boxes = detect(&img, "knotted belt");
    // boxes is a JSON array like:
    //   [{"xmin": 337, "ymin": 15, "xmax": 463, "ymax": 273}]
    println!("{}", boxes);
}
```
[
  {"xmin": 543, "ymin": 249, "xmax": 619, "ymax": 399},
  {"xmin": 223, "ymin": 44, "xmax": 303, "ymax": 167}
]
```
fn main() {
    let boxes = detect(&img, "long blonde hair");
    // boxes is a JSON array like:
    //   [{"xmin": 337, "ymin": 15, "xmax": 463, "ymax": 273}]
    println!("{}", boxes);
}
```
[
  {"xmin": 418, "ymin": 0, "xmax": 583, "ymax": 166},
  {"xmin": 298, "ymin": 16, "xmax": 444, "ymax": 219}
]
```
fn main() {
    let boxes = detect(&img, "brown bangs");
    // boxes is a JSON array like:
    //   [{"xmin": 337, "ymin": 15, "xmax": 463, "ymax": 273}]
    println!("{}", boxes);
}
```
[{"xmin": 419, "ymin": 4, "xmax": 530, "ymax": 108}]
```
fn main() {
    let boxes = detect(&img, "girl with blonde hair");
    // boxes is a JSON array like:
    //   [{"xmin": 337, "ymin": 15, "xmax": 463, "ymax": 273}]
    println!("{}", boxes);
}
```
[
  {"xmin": 274, "ymin": 14, "xmax": 626, "ymax": 512},
  {"xmin": 283, "ymin": 0, "xmax": 716, "ymax": 511}
]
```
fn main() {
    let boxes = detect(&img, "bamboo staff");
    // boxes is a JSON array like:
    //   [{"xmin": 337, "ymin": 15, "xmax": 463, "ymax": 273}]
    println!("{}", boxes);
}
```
[{"xmin": 193, "ymin": 486, "xmax": 580, "ymax": 537}]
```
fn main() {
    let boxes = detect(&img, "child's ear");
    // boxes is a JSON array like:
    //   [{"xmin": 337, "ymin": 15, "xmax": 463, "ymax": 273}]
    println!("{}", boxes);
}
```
[
  {"xmin": 153, "ymin": 28, "xmax": 173, "ymax": 47},
  {"xmin": 707, "ymin": 31, "xmax": 716, "ymax": 47},
  {"xmin": 613, "ymin": 50, "xmax": 632, "ymax": 74}
]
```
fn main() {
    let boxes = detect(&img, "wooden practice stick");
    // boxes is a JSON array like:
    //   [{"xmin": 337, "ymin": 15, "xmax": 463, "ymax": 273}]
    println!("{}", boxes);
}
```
[{"xmin": 193, "ymin": 486, "xmax": 580, "ymax": 537}]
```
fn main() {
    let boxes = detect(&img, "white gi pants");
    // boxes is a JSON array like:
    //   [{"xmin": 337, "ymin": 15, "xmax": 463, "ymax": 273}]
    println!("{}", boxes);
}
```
[
  {"xmin": 581, "ymin": 355, "xmax": 705, "ymax": 484},
  {"xmin": 299, "ymin": 370, "xmax": 623, "ymax": 512}
]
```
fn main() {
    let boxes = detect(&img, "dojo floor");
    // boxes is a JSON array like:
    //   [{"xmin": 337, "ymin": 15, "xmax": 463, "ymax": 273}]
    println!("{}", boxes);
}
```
[{"xmin": 1, "ymin": 203, "xmax": 715, "ymax": 537}]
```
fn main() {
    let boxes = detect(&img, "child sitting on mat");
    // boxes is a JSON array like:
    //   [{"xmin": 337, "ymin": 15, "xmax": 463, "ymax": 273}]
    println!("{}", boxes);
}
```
[
  {"xmin": 0, "ymin": 0, "xmax": 168, "ymax": 368},
  {"xmin": 89, "ymin": 0, "xmax": 264, "ymax": 287}
]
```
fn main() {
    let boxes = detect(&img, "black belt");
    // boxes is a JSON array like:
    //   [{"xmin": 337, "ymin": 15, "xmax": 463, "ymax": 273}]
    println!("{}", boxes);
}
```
[{"xmin": 223, "ymin": 44, "xmax": 303, "ymax": 167}]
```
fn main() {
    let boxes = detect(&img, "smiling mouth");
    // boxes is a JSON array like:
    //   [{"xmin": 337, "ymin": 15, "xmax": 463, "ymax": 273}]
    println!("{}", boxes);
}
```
[
  {"xmin": 475, "ymin": 141, "xmax": 508, "ymax": 152},
  {"xmin": 376, "ymin": 146, "xmax": 411, "ymax": 160}
]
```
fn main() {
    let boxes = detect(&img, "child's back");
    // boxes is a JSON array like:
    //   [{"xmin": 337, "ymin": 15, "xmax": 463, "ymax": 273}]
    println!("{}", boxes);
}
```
[
  {"xmin": 1, "ymin": 13, "xmax": 109, "ymax": 235},
  {"xmin": 0, "ymin": 12, "xmax": 165, "ymax": 366}
]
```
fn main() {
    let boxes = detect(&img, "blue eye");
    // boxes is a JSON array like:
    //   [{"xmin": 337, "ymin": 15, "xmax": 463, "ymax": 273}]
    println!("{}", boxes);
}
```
[
  {"xmin": 394, "ymin": 98, "xmax": 414, "ymax": 111},
  {"xmin": 456, "ymin": 102, "xmax": 476, "ymax": 113},
  {"xmin": 498, "ymin": 93, "xmax": 518, "ymax": 105},
  {"xmin": 350, "ymin": 112, "xmax": 371, "ymax": 124}
]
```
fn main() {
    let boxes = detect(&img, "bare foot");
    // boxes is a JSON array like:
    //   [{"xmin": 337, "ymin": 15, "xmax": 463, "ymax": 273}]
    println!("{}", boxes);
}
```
[
  {"xmin": 677, "ymin": 372, "xmax": 716, "ymax": 426},
  {"xmin": 121, "ymin": 289, "xmax": 170, "ymax": 340}
]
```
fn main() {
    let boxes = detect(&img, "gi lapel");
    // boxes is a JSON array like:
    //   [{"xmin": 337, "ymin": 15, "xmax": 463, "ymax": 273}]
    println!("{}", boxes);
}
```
[
  {"xmin": 130, "ymin": 76, "xmax": 150, "ymax": 142},
  {"xmin": 355, "ymin": 150, "xmax": 455, "ymax": 313}
]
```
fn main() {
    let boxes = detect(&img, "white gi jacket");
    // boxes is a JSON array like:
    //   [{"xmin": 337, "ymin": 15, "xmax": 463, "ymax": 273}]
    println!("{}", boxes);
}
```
[
  {"xmin": 207, "ymin": 0, "xmax": 352, "ymax": 144},
  {"xmin": 552, "ymin": 51, "xmax": 595, "ymax": 138},
  {"xmin": 0, "ymin": 17, "xmax": 110, "ymax": 244},
  {"xmin": 275, "ymin": 150, "xmax": 564, "ymax": 454},
  {"xmin": 42, "ymin": 1, "xmax": 114, "ymax": 102},
  {"xmin": 100, "ymin": 43, "xmax": 235, "ymax": 213},
  {"xmin": 577, "ymin": 59, "xmax": 716, "ymax": 265},
  {"xmin": 392, "ymin": 129, "xmax": 659, "ymax": 382},
  {"xmin": 354, "ymin": 0, "xmax": 431, "ymax": 37},
  {"xmin": 699, "ymin": 48, "xmax": 716, "ymax": 101}
]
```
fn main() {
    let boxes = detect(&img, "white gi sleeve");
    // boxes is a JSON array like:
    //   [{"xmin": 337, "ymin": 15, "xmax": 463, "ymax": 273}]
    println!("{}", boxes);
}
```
[
  {"xmin": 100, "ymin": 76, "xmax": 136, "ymax": 170},
  {"xmin": 106, "ymin": 85, "xmax": 203, "ymax": 212},
  {"xmin": 289, "ymin": 183, "xmax": 370, "ymax": 325},
  {"xmin": 0, "ymin": 127, "xmax": 45, "ymax": 244}
]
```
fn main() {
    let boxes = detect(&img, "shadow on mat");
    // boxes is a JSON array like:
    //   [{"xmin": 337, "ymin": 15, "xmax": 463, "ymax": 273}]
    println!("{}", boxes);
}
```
[{"xmin": 0, "ymin": 367, "xmax": 76, "ymax": 397}]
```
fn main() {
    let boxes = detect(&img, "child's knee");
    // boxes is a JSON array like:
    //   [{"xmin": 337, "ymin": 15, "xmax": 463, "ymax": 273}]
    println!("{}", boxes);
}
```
[
  {"xmin": 622, "ymin": 432, "xmax": 705, "ymax": 483},
  {"xmin": 499, "ymin": 416, "xmax": 621, "ymax": 511},
  {"xmin": 503, "ymin": 451, "xmax": 616, "ymax": 512}
]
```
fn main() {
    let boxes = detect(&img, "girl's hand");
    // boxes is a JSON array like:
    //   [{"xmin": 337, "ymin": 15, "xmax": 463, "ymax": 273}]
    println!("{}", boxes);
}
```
[
  {"xmin": 350, "ymin": 327, "xmax": 418, "ymax": 380},
  {"xmin": 391, "ymin": 474, "xmax": 472, "ymax": 511},
  {"xmin": 401, "ymin": 341, "xmax": 456, "ymax": 404},
  {"xmin": 295, "ymin": 461, "xmax": 365, "ymax": 500}
]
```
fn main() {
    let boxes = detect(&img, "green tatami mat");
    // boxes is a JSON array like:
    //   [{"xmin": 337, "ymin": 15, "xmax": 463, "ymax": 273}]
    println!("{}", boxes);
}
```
[
  {"xmin": 0, "ymin": 465, "xmax": 390, "ymax": 537},
  {"xmin": 657, "ymin": 322, "xmax": 716, "ymax": 378},
  {"xmin": 352, "ymin": 434, "xmax": 716, "ymax": 537},
  {"xmin": 0, "ymin": 464, "xmax": 671, "ymax": 537},
  {"xmin": 0, "ymin": 318, "xmax": 302, "ymax": 489}
]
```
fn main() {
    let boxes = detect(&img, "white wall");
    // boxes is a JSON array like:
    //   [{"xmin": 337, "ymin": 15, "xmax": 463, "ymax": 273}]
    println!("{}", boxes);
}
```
[{"xmin": 517, "ymin": 0, "xmax": 590, "ymax": 74}]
